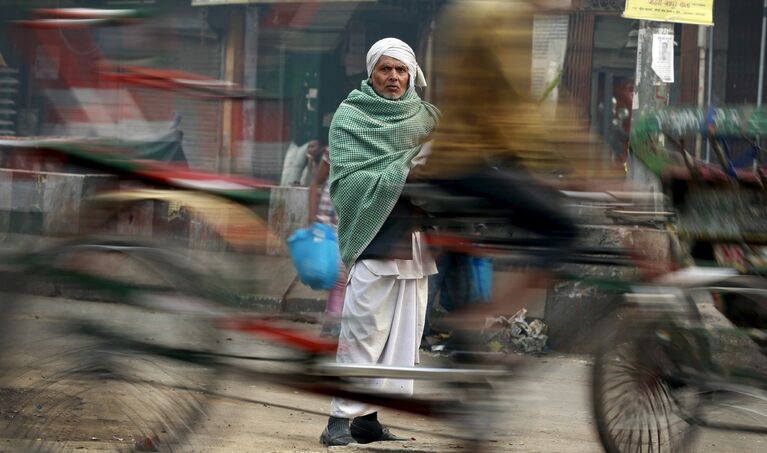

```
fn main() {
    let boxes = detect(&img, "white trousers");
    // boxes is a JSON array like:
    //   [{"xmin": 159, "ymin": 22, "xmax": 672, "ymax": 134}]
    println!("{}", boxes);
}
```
[{"xmin": 329, "ymin": 261, "xmax": 428, "ymax": 418}]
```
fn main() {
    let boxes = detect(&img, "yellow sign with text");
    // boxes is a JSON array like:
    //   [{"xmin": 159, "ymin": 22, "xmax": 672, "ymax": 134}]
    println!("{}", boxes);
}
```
[{"xmin": 623, "ymin": 0, "xmax": 714, "ymax": 26}]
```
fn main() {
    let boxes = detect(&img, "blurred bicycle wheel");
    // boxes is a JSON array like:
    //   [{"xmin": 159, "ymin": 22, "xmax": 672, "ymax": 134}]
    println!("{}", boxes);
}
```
[{"xmin": 0, "ymin": 237, "xmax": 226, "ymax": 452}]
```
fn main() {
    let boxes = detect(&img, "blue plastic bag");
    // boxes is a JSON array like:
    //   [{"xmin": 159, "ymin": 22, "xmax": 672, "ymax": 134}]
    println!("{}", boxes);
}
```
[
  {"xmin": 287, "ymin": 223, "xmax": 339, "ymax": 290},
  {"xmin": 469, "ymin": 257, "xmax": 493, "ymax": 302}
]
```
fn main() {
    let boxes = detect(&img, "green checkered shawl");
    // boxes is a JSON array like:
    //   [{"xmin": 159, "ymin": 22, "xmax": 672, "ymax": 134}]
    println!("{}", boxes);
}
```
[{"xmin": 329, "ymin": 81, "xmax": 439, "ymax": 269}]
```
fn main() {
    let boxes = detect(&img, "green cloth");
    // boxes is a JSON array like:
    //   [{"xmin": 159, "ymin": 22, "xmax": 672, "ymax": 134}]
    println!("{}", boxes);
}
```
[{"xmin": 329, "ymin": 81, "xmax": 440, "ymax": 269}]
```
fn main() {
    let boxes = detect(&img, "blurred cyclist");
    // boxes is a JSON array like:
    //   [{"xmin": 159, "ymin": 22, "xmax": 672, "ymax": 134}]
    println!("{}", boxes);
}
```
[{"xmin": 422, "ymin": 0, "xmax": 622, "ymax": 335}]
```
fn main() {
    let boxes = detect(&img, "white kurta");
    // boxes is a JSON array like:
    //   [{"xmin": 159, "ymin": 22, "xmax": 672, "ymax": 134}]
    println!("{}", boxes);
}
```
[{"xmin": 330, "ymin": 233, "xmax": 437, "ymax": 418}]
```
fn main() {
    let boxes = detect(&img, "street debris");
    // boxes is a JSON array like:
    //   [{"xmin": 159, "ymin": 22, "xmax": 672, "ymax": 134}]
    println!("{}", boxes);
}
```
[
  {"xmin": 422, "ymin": 310, "xmax": 549, "ymax": 355},
  {"xmin": 483, "ymin": 309, "xmax": 549, "ymax": 354},
  {"xmin": 135, "ymin": 435, "xmax": 160, "ymax": 452}
]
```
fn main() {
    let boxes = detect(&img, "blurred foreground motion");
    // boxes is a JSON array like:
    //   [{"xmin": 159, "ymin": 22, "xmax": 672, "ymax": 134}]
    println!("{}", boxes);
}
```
[
  {"xmin": 410, "ymin": 2, "xmax": 767, "ymax": 452},
  {"xmin": 419, "ymin": 0, "xmax": 624, "ymax": 330},
  {"xmin": 0, "ymin": 3, "xmax": 765, "ymax": 453},
  {"xmin": 587, "ymin": 106, "xmax": 767, "ymax": 453},
  {"xmin": 0, "ymin": 7, "xmax": 275, "ymax": 452}
]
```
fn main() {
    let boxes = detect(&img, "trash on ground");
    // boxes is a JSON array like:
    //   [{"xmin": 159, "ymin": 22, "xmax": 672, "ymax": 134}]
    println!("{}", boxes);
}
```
[
  {"xmin": 482, "ymin": 309, "xmax": 549, "ymax": 354},
  {"xmin": 135, "ymin": 435, "xmax": 160, "ymax": 452}
]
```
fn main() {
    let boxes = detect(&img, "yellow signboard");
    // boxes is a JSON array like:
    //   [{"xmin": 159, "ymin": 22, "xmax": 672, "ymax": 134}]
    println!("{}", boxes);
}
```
[{"xmin": 623, "ymin": 0, "xmax": 714, "ymax": 26}]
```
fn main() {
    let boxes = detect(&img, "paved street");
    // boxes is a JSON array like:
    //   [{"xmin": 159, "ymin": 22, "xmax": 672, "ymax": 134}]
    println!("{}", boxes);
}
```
[
  {"xmin": 186, "ymin": 354, "xmax": 602, "ymax": 453},
  {"xmin": 186, "ymin": 355, "xmax": 765, "ymax": 453},
  {"xmin": 0, "ymin": 294, "xmax": 765, "ymax": 452}
]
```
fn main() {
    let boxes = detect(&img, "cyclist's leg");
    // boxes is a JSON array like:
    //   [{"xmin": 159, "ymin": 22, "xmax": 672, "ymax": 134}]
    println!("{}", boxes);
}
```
[
  {"xmin": 430, "ymin": 165, "xmax": 578, "ymax": 329},
  {"xmin": 434, "ymin": 252, "xmax": 474, "ymax": 314},
  {"xmin": 433, "ymin": 165, "xmax": 578, "ymax": 258}
]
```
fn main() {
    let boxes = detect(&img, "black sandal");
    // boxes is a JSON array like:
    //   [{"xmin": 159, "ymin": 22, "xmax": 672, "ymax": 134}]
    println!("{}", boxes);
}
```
[
  {"xmin": 350, "ymin": 416, "xmax": 408, "ymax": 444},
  {"xmin": 320, "ymin": 427, "xmax": 355, "ymax": 447}
]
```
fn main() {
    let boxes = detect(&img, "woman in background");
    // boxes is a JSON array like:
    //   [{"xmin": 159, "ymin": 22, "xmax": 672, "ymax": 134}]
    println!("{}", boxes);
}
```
[{"xmin": 308, "ymin": 146, "xmax": 346, "ymax": 337}]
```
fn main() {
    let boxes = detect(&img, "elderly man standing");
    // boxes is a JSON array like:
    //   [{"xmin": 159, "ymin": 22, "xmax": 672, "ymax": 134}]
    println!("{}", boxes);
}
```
[{"xmin": 320, "ymin": 38, "xmax": 440, "ymax": 446}]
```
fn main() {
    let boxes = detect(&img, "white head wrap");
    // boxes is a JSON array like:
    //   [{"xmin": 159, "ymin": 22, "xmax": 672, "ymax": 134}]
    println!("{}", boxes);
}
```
[{"xmin": 366, "ymin": 37, "xmax": 427, "ymax": 92}]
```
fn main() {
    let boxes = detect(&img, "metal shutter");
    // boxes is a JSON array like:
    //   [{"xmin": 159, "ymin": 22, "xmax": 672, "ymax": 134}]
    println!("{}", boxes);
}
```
[{"xmin": 169, "ymin": 34, "xmax": 223, "ymax": 171}]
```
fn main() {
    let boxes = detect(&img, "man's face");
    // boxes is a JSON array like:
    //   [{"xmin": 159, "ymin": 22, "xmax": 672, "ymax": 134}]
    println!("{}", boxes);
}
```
[
  {"xmin": 307, "ymin": 140, "xmax": 320, "ymax": 156},
  {"xmin": 370, "ymin": 55, "xmax": 410, "ymax": 100}
]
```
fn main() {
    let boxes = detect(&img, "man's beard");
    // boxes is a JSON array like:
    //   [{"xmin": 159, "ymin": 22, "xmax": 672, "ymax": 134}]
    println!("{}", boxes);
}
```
[
  {"xmin": 369, "ymin": 80, "xmax": 406, "ymax": 100},
  {"xmin": 381, "ymin": 91, "xmax": 403, "ymax": 100}
]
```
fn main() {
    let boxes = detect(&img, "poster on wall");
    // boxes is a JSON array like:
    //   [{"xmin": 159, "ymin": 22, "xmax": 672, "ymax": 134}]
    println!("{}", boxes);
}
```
[
  {"xmin": 623, "ymin": 0, "xmax": 714, "ymax": 26},
  {"xmin": 651, "ymin": 33, "xmax": 674, "ymax": 83}
]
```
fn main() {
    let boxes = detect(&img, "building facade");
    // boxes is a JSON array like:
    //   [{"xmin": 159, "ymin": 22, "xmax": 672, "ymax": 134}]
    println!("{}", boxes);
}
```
[{"xmin": 2, "ymin": 1, "xmax": 765, "ymax": 177}]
